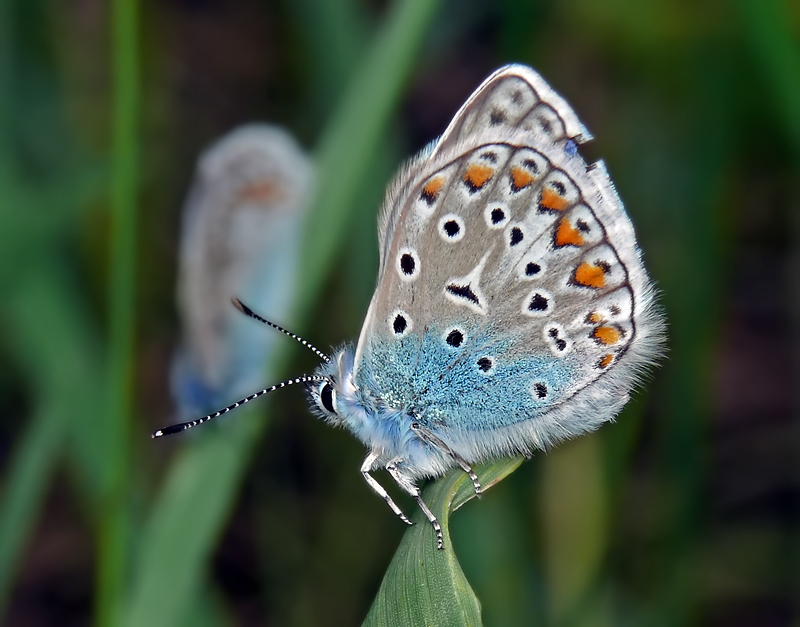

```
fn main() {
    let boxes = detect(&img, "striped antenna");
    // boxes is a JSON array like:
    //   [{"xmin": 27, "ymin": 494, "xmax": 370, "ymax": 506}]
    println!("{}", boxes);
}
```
[
  {"xmin": 152, "ymin": 374, "xmax": 326, "ymax": 438},
  {"xmin": 232, "ymin": 298, "xmax": 330, "ymax": 363}
]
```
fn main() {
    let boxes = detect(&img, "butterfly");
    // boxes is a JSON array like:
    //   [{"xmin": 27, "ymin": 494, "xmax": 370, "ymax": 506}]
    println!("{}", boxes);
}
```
[
  {"xmin": 171, "ymin": 124, "xmax": 313, "ymax": 419},
  {"xmin": 155, "ymin": 65, "xmax": 665, "ymax": 550}
]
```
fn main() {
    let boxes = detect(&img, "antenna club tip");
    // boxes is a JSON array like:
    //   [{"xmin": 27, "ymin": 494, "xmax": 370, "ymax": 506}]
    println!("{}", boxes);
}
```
[
  {"xmin": 152, "ymin": 430, "xmax": 163, "ymax": 439},
  {"xmin": 232, "ymin": 297, "xmax": 256, "ymax": 317}
]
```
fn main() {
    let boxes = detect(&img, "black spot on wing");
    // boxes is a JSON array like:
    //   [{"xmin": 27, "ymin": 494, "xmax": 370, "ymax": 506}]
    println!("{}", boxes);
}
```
[
  {"xmin": 400, "ymin": 253, "xmax": 415, "ymax": 275},
  {"xmin": 525, "ymin": 262, "xmax": 541, "ymax": 277},
  {"xmin": 446, "ymin": 329, "xmax": 464, "ymax": 347},
  {"xmin": 393, "ymin": 314, "xmax": 407, "ymax": 334},
  {"xmin": 446, "ymin": 283, "xmax": 480, "ymax": 306}
]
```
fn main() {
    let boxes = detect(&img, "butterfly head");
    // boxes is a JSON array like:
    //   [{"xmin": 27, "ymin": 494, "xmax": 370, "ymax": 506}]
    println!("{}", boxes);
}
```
[
  {"xmin": 307, "ymin": 344, "xmax": 357, "ymax": 427},
  {"xmin": 307, "ymin": 344, "xmax": 410, "ymax": 460}
]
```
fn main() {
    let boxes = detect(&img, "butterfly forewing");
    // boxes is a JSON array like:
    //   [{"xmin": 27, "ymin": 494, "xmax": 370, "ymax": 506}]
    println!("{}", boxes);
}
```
[
  {"xmin": 353, "ymin": 65, "xmax": 659, "ymax": 455},
  {"xmin": 433, "ymin": 66, "xmax": 592, "ymax": 154}
]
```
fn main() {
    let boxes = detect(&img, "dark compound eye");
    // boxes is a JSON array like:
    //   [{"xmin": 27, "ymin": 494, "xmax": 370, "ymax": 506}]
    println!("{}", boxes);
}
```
[
  {"xmin": 320, "ymin": 382, "xmax": 336, "ymax": 413},
  {"xmin": 446, "ymin": 329, "xmax": 464, "ymax": 348}
]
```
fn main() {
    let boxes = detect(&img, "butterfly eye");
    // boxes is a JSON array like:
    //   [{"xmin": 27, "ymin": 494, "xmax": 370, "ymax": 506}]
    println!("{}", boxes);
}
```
[{"xmin": 319, "ymin": 382, "xmax": 337, "ymax": 414}]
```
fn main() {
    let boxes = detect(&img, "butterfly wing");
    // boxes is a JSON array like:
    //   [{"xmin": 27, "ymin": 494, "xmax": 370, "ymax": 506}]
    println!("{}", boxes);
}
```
[{"xmin": 353, "ymin": 65, "xmax": 663, "ymax": 462}]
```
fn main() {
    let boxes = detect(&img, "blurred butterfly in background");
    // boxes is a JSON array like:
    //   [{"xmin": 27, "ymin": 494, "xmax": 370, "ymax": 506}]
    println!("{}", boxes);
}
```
[
  {"xmin": 171, "ymin": 124, "xmax": 313, "ymax": 419},
  {"xmin": 156, "ymin": 65, "xmax": 666, "ymax": 550}
]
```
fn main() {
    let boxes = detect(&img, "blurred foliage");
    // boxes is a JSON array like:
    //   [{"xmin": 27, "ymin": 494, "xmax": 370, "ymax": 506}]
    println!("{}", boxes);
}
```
[{"xmin": 1, "ymin": 0, "xmax": 799, "ymax": 626}]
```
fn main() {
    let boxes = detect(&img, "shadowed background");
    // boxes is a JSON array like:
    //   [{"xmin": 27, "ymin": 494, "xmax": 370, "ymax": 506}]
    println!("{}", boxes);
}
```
[{"xmin": 1, "ymin": 0, "xmax": 798, "ymax": 625}]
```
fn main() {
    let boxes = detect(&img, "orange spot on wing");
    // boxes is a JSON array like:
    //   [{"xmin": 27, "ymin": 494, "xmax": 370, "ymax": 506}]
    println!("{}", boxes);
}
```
[
  {"xmin": 509, "ymin": 165, "xmax": 534, "ymax": 190},
  {"xmin": 599, "ymin": 354, "xmax": 614, "ymax": 368},
  {"xmin": 238, "ymin": 180, "xmax": 283, "ymax": 204},
  {"xmin": 463, "ymin": 163, "xmax": 494, "ymax": 190},
  {"xmin": 593, "ymin": 325, "xmax": 622, "ymax": 346},
  {"xmin": 555, "ymin": 218, "xmax": 585, "ymax": 247},
  {"xmin": 574, "ymin": 262, "xmax": 607, "ymax": 288},
  {"xmin": 586, "ymin": 311, "xmax": 604, "ymax": 324},
  {"xmin": 421, "ymin": 176, "xmax": 445, "ymax": 203},
  {"xmin": 540, "ymin": 187, "xmax": 569, "ymax": 212}
]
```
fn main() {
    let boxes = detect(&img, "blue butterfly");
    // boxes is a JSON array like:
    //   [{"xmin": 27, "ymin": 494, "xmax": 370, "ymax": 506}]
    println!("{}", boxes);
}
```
[{"xmin": 155, "ymin": 66, "xmax": 665, "ymax": 550}]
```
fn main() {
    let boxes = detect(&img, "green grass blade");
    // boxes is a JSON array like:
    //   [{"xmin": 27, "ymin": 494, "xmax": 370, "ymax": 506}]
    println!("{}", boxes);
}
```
[
  {"xmin": 298, "ymin": 0, "xmax": 443, "ymax": 314},
  {"xmin": 540, "ymin": 437, "xmax": 610, "ymax": 626},
  {"xmin": 124, "ymin": 418, "xmax": 262, "ymax": 627},
  {"xmin": 97, "ymin": 0, "xmax": 139, "ymax": 623},
  {"xmin": 289, "ymin": 0, "xmax": 365, "ymax": 117},
  {"xmin": 0, "ymin": 404, "xmax": 65, "ymax": 614},
  {"xmin": 0, "ymin": 268, "xmax": 103, "ymax": 619},
  {"xmin": 735, "ymin": 0, "xmax": 800, "ymax": 152},
  {"xmin": 0, "ymin": 0, "xmax": 10, "ymax": 176},
  {"xmin": 363, "ymin": 457, "xmax": 523, "ymax": 627}
]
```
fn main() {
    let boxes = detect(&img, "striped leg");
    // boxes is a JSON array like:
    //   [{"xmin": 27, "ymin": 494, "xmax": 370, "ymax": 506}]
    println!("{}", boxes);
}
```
[
  {"xmin": 409, "ymin": 422, "xmax": 482, "ymax": 497},
  {"xmin": 386, "ymin": 459, "xmax": 444, "ymax": 550},
  {"xmin": 361, "ymin": 453, "xmax": 413, "ymax": 526}
]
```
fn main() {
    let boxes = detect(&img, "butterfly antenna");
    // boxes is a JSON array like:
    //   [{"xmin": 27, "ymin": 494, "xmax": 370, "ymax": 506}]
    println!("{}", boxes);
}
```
[
  {"xmin": 152, "ymin": 374, "xmax": 327, "ymax": 438},
  {"xmin": 232, "ymin": 297, "xmax": 330, "ymax": 363}
]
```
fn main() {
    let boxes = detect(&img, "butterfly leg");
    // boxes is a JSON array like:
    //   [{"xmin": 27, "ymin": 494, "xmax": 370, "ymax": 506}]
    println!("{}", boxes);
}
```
[
  {"xmin": 409, "ymin": 422, "xmax": 482, "ymax": 497},
  {"xmin": 360, "ymin": 452, "xmax": 413, "ymax": 526},
  {"xmin": 385, "ymin": 459, "xmax": 444, "ymax": 550}
]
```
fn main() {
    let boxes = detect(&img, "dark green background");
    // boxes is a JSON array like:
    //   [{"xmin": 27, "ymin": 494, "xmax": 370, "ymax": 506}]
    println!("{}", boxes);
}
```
[{"xmin": 1, "ymin": 0, "xmax": 798, "ymax": 625}]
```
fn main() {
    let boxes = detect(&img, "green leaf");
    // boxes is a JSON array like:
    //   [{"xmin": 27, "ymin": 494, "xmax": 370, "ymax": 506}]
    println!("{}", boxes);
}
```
[
  {"xmin": 363, "ymin": 457, "xmax": 523, "ymax": 627},
  {"xmin": 98, "ymin": 0, "xmax": 140, "ymax": 623}
]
